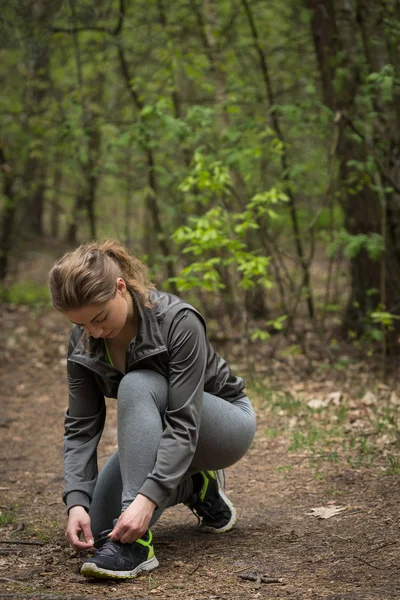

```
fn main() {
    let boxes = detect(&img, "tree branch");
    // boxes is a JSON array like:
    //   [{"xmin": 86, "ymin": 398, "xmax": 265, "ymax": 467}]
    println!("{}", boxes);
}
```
[
  {"xmin": 341, "ymin": 113, "xmax": 400, "ymax": 196},
  {"xmin": 52, "ymin": 26, "xmax": 106, "ymax": 33},
  {"xmin": 52, "ymin": 0, "xmax": 125, "ymax": 36}
]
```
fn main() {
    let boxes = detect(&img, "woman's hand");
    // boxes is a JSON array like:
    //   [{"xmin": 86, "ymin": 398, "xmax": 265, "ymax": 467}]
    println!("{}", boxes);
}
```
[
  {"xmin": 66, "ymin": 506, "xmax": 94, "ymax": 551},
  {"xmin": 110, "ymin": 494, "xmax": 156, "ymax": 543}
]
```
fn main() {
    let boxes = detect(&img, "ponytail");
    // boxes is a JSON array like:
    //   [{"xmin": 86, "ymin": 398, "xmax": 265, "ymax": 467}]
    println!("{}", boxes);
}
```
[{"xmin": 49, "ymin": 239, "xmax": 155, "ymax": 313}]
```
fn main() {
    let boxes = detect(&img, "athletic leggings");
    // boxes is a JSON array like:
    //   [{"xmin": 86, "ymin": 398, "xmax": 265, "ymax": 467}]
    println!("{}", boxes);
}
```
[{"xmin": 89, "ymin": 370, "xmax": 256, "ymax": 538}]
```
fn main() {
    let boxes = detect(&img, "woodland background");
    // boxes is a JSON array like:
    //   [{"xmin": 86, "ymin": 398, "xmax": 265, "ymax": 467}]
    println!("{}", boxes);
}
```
[
  {"xmin": 2, "ymin": 4, "xmax": 400, "ymax": 598},
  {"xmin": 1, "ymin": 0, "xmax": 400, "ymax": 369}
]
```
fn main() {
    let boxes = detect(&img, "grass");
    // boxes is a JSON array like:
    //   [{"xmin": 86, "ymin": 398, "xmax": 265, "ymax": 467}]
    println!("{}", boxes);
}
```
[
  {"xmin": 27, "ymin": 519, "xmax": 62, "ymax": 542},
  {"xmin": 385, "ymin": 455, "xmax": 400, "ymax": 475},
  {"xmin": 253, "ymin": 384, "xmax": 400, "ymax": 471},
  {"xmin": 0, "ymin": 505, "xmax": 17, "ymax": 526}
]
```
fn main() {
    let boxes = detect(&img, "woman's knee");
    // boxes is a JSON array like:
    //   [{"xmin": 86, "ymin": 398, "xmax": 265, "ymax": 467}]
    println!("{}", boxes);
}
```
[
  {"xmin": 117, "ymin": 369, "xmax": 168, "ymax": 411},
  {"xmin": 192, "ymin": 395, "xmax": 257, "ymax": 470}
]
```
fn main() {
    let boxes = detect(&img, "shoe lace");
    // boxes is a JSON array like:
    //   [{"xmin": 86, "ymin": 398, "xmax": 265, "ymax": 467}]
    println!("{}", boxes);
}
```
[
  {"xmin": 189, "ymin": 493, "xmax": 225, "ymax": 525},
  {"xmin": 93, "ymin": 529, "xmax": 121, "ymax": 556}
]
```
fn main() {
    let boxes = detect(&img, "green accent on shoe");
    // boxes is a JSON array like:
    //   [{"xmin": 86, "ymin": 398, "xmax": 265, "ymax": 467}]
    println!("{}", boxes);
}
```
[
  {"xmin": 188, "ymin": 469, "xmax": 237, "ymax": 533},
  {"xmin": 199, "ymin": 470, "xmax": 216, "ymax": 502},
  {"xmin": 137, "ymin": 529, "xmax": 155, "ymax": 559}
]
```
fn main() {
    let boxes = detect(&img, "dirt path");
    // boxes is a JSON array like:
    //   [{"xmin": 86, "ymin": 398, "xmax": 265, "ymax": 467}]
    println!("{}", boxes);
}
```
[{"xmin": 1, "ymin": 306, "xmax": 400, "ymax": 600}]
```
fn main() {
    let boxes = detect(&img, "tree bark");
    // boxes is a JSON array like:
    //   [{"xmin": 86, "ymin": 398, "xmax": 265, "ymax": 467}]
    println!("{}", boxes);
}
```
[
  {"xmin": 21, "ymin": 0, "xmax": 60, "ymax": 237},
  {"xmin": 50, "ymin": 167, "xmax": 62, "ymax": 238},
  {"xmin": 0, "ymin": 146, "xmax": 16, "ymax": 282},
  {"xmin": 307, "ymin": 0, "xmax": 400, "ymax": 332},
  {"xmin": 66, "ymin": 192, "xmax": 86, "ymax": 246}
]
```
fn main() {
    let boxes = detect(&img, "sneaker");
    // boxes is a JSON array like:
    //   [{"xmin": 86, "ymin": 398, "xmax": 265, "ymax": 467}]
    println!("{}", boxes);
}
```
[
  {"xmin": 187, "ymin": 470, "xmax": 237, "ymax": 533},
  {"xmin": 81, "ymin": 529, "xmax": 159, "ymax": 579}
]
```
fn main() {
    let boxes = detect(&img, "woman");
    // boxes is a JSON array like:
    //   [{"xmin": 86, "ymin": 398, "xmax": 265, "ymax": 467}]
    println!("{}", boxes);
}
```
[{"xmin": 49, "ymin": 239, "xmax": 256, "ymax": 580}]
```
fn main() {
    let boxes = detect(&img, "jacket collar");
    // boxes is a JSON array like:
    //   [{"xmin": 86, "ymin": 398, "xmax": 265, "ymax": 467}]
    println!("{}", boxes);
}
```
[
  {"xmin": 128, "ymin": 291, "xmax": 167, "ymax": 361},
  {"xmin": 69, "ymin": 291, "xmax": 167, "ymax": 370}
]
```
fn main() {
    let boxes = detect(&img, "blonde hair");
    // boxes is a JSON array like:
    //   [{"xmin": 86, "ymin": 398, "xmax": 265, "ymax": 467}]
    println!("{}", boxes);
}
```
[{"xmin": 49, "ymin": 239, "xmax": 155, "ymax": 313}]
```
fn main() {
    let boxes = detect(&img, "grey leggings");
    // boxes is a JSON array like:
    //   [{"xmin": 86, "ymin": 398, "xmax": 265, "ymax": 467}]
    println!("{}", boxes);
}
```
[{"xmin": 89, "ymin": 370, "xmax": 256, "ymax": 538}]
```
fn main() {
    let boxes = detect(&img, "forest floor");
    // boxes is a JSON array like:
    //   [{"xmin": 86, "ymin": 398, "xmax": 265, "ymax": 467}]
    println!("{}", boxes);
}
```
[{"xmin": 1, "ymin": 303, "xmax": 400, "ymax": 600}]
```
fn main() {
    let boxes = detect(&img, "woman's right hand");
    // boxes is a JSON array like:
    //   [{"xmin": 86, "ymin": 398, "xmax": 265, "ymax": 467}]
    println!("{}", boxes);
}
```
[{"xmin": 66, "ymin": 506, "xmax": 94, "ymax": 550}]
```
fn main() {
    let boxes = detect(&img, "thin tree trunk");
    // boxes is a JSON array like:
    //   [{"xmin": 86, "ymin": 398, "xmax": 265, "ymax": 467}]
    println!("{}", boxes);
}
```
[
  {"xmin": 242, "ymin": 0, "xmax": 315, "ymax": 321},
  {"xmin": 193, "ymin": 0, "xmax": 268, "ymax": 320},
  {"xmin": 66, "ymin": 192, "xmax": 86, "ymax": 245},
  {"xmin": 114, "ymin": 21, "xmax": 178, "ymax": 292},
  {"xmin": 0, "ymin": 146, "xmax": 16, "ymax": 282},
  {"xmin": 50, "ymin": 167, "xmax": 62, "ymax": 238},
  {"xmin": 22, "ymin": 0, "xmax": 61, "ymax": 236}
]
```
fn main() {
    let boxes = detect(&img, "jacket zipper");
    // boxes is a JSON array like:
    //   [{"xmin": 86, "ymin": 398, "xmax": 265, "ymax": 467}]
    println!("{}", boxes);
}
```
[{"xmin": 69, "ymin": 347, "xmax": 168, "ymax": 378}]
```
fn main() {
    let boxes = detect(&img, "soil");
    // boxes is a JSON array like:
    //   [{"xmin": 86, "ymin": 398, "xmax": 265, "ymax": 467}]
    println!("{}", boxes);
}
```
[{"xmin": 1, "ymin": 305, "xmax": 400, "ymax": 600}]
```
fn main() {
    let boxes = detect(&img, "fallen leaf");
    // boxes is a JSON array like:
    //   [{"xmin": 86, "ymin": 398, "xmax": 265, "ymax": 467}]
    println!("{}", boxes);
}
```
[
  {"xmin": 173, "ymin": 560, "xmax": 185, "ymax": 567},
  {"xmin": 390, "ymin": 391, "xmax": 400, "ymax": 406},
  {"xmin": 361, "ymin": 391, "xmax": 377, "ymax": 406},
  {"xmin": 307, "ymin": 398, "xmax": 327, "ymax": 409},
  {"xmin": 327, "ymin": 391, "xmax": 342, "ymax": 405},
  {"xmin": 306, "ymin": 505, "xmax": 346, "ymax": 519},
  {"xmin": 292, "ymin": 383, "xmax": 305, "ymax": 391}
]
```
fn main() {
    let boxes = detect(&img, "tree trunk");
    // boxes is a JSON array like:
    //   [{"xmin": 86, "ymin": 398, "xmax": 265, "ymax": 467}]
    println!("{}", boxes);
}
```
[
  {"xmin": 115, "ymin": 34, "xmax": 178, "ymax": 293},
  {"xmin": 194, "ymin": 0, "xmax": 268, "ymax": 321},
  {"xmin": 29, "ymin": 165, "xmax": 46, "ymax": 237},
  {"xmin": 66, "ymin": 192, "xmax": 86, "ymax": 245},
  {"xmin": 22, "ymin": 0, "xmax": 59, "ymax": 237},
  {"xmin": 0, "ymin": 146, "xmax": 16, "ymax": 282},
  {"xmin": 307, "ymin": 0, "xmax": 400, "ymax": 332},
  {"xmin": 85, "ymin": 126, "xmax": 101, "ymax": 240},
  {"xmin": 50, "ymin": 167, "xmax": 62, "ymax": 238}
]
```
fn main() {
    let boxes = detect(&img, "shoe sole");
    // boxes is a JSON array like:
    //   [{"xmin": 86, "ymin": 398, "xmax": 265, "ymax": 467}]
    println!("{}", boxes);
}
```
[
  {"xmin": 199, "ymin": 470, "xmax": 237, "ymax": 534},
  {"xmin": 80, "ymin": 556, "xmax": 159, "ymax": 579}
]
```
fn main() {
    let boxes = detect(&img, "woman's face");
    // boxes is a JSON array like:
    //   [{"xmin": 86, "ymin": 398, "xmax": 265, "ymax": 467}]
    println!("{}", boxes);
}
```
[{"xmin": 63, "ymin": 278, "xmax": 131, "ymax": 340}]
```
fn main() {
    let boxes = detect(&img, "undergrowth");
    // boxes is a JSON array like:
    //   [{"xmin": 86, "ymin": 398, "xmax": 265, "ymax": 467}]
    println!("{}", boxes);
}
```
[{"xmin": 253, "ymin": 384, "xmax": 400, "ymax": 474}]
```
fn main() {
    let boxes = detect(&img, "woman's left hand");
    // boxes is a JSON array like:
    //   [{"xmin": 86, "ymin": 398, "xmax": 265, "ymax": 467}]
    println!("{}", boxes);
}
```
[{"xmin": 110, "ymin": 494, "xmax": 156, "ymax": 543}]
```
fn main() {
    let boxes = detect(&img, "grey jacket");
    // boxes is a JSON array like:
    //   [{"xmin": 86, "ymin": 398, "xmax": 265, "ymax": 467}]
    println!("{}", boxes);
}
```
[{"xmin": 63, "ymin": 290, "xmax": 246, "ymax": 511}]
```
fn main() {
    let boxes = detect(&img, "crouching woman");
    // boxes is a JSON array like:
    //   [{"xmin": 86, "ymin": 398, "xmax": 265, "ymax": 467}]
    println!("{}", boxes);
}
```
[{"xmin": 49, "ymin": 239, "xmax": 256, "ymax": 580}]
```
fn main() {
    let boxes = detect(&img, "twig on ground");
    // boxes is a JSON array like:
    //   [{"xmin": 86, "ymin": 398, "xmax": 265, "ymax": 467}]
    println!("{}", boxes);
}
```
[
  {"xmin": 0, "ymin": 577, "xmax": 26, "ymax": 584},
  {"xmin": 0, "ymin": 540, "xmax": 45, "ymax": 546},
  {"xmin": 354, "ymin": 556, "xmax": 382, "ymax": 570},
  {"xmin": 239, "ymin": 573, "xmax": 283, "ymax": 583},
  {"xmin": 0, "ymin": 596, "xmax": 145, "ymax": 600},
  {"xmin": 188, "ymin": 563, "xmax": 200, "ymax": 576},
  {"xmin": 363, "ymin": 541, "xmax": 397, "ymax": 554},
  {"xmin": 331, "ymin": 534, "xmax": 352, "ymax": 542}
]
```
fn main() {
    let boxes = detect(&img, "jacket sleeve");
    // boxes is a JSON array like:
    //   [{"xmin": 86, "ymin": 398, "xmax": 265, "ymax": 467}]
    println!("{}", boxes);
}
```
[
  {"xmin": 139, "ymin": 310, "xmax": 206, "ymax": 507},
  {"xmin": 62, "ymin": 332, "xmax": 106, "ymax": 513}
]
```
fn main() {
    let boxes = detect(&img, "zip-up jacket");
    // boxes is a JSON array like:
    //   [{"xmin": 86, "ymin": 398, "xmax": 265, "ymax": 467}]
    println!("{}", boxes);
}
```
[{"xmin": 63, "ymin": 290, "xmax": 246, "ymax": 511}]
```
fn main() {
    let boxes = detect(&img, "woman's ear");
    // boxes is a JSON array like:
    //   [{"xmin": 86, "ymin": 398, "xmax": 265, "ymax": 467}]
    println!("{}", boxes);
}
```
[{"xmin": 116, "ymin": 277, "xmax": 127, "ymax": 296}]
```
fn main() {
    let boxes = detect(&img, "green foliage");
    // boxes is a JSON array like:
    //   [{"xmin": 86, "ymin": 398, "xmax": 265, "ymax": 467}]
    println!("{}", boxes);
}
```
[
  {"xmin": 171, "ymin": 150, "xmax": 292, "ymax": 296},
  {"xmin": 1, "ymin": 0, "xmax": 399, "ymax": 344},
  {"xmin": 2, "ymin": 282, "xmax": 51, "ymax": 307},
  {"xmin": 251, "ymin": 316, "xmax": 287, "ymax": 341},
  {"xmin": 328, "ymin": 229, "xmax": 384, "ymax": 261},
  {"xmin": 171, "ymin": 203, "xmax": 272, "ymax": 293}
]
